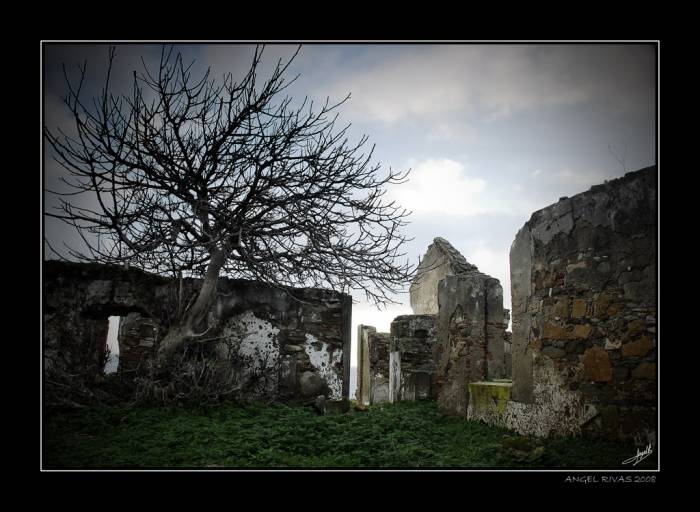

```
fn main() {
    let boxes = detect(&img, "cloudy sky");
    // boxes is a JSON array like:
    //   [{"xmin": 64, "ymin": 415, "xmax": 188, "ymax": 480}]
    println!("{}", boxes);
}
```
[{"xmin": 43, "ymin": 43, "xmax": 657, "ymax": 374}]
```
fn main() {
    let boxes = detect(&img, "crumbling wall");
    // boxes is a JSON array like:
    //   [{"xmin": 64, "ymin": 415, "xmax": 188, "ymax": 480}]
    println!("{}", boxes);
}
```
[
  {"xmin": 410, "ymin": 237, "xmax": 478, "ymax": 314},
  {"xmin": 356, "ymin": 325, "xmax": 374, "ymax": 406},
  {"xmin": 212, "ymin": 278, "xmax": 351, "ymax": 401},
  {"xmin": 435, "ymin": 272, "xmax": 507, "ymax": 416},
  {"xmin": 388, "ymin": 315, "xmax": 438, "ymax": 402},
  {"xmin": 355, "ymin": 325, "xmax": 392, "ymax": 405},
  {"xmin": 503, "ymin": 328, "xmax": 513, "ymax": 379},
  {"xmin": 368, "ymin": 331, "xmax": 391, "ymax": 403},
  {"xmin": 43, "ymin": 262, "xmax": 174, "ymax": 384},
  {"xmin": 507, "ymin": 166, "xmax": 656, "ymax": 441},
  {"xmin": 118, "ymin": 313, "xmax": 159, "ymax": 373},
  {"xmin": 43, "ymin": 260, "xmax": 352, "ymax": 403}
]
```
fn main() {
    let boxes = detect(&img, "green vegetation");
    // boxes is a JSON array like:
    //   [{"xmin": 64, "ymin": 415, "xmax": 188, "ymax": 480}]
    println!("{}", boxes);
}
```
[{"xmin": 43, "ymin": 400, "xmax": 654, "ymax": 469}]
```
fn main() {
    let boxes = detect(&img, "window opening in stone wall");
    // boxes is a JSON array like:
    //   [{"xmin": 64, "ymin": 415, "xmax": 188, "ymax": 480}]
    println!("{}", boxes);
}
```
[{"xmin": 104, "ymin": 316, "xmax": 120, "ymax": 374}]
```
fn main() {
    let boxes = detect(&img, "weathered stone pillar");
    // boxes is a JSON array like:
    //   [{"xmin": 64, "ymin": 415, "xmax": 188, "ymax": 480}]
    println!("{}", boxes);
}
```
[
  {"xmin": 356, "ymin": 325, "xmax": 375, "ymax": 406},
  {"xmin": 368, "ymin": 331, "xmax": 391, "ymax": 403},
  {"xmin": 509, "ymin": 224, "xmax": 534, "ymax": 403},
  {"xmin": 436, "ymin": 272, "xmax": 507, "ymax": 416},
  {"xmin": 485, "ymin": 277, "xmax": 506, "ymax": 379},
  {"xmin": 341, "ymin": 294, "xmax": 353, "ymax": 405}
]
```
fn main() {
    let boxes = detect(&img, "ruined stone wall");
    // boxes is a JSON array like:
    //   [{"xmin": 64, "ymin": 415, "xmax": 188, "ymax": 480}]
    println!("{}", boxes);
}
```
[
  {"xmin": 435, "ymin": 272, "xmax": 507, "ymax": 416},
  {"xmin": 506, "ymin": 166, "xmax": 656, "ymax": 441},
  {"xmin": 356, "ymin": 326, "xmax": 392, "ymax": 405},
  {"xmin": 368, "ymin": 331, "xmax": 391, "ymax": 403},
  {"xmin": 409, "ymin": 238, "xmax": 477, "ymax": 314},
  {"xmin": 388, "ymin": 315, "xmax": 438, "ymax": 402},
  {"xmin": 43, "ymin": 261, "xmax": 352, "ymax": 403},
  {"xmin": 117, "ymin": 313, "xmax": 159, "ymax": 372},
  {"xmin": 356, "ymin": 325, "xmax": 374, "ymax": 406},
  {"xmin": 43, "ymin": 262, "xmax": 175, "ymax": 383}
]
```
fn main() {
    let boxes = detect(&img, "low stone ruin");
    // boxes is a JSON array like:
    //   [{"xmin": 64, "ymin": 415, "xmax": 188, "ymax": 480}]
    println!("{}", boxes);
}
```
[
  {"xmin": 356, "ymin": 315, "xmax": 438, "ymax": 405},
  {"xmin": 43, "ymin": 261, "xmax": 352, "ymax": 404},
  {"xmin": 357, "ymin": 238, "xmax": 508, "ymax": 410}
]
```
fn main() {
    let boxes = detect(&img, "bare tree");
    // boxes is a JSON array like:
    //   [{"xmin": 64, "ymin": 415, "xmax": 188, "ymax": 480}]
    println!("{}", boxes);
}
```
[{"xmin": 44, "ymin": 45, "xmax": 413, "ymax": 370}]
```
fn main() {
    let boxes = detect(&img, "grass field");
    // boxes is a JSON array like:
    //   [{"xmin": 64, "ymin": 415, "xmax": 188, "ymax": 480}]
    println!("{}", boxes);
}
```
[{"xmin": 43, "ymin": 400, "xmax": 655, "ymax": 469}]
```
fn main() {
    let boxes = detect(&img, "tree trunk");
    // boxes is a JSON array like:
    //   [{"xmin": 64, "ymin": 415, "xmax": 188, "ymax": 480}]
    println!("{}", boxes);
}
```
[{"xmin": 155, "ymin": 249, "xmax": 226, "ymax": 370}]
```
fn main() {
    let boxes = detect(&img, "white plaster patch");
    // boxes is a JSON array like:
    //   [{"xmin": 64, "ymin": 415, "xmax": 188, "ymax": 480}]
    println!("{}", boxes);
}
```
[
  {"xmin": 503, "ymin": 355, "xmax": 597, "ymax": 437},
  {"xmin": 304, "ymin": 334, "xmax": 343, "ymax": 400},
  {"xmin": 221, "ymin": 311, "xmax": 280, "ymax": 396}
]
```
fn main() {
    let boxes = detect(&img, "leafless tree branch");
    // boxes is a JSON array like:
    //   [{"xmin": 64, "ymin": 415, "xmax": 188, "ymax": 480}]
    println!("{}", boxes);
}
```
[{"xmin": 45, "ymin": 44, "xmax": 415, "ymax": 369}]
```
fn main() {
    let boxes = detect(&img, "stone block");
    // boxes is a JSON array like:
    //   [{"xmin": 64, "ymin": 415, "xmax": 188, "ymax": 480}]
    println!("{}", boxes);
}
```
[
  {"xmin": 621, "ymin": 336, "xmax": 654, "ymax": 358},
  {"xmin": 593, "ymin": 292, "xmax": 612, "ymax": 317},
  {"xmin": 299, "ymin": 371, "xmax": 325, "ymax": 397},
  {"xmin": 607, "ymin": 304, "xmax": 622, "ymax": 316},
  {"xmin": 572, "ymin": 299, "xmax": 587, "ymax": 318},
  {"xmin": 553, "ymin": 298, "xmax": 569, "ymax": 318},
  {"xmin": 542, "ymin": 322, "xmax": 568, "ymax": 340},
  {"xmin": 541, "ymin": 346, "xmax": 566, "ymax": 359},
  {"xmin": 631, "ymin": 362, "xmax": 656, "ymax": 380},
  {"xmin": 626, "ymin": 319, "xmax": 647, "ymax": 337},
  {"xmin": 467, "ymin": 380, "xmax": 512, "ymax": 425},
  {"xmin": 571, "ymin": 324, "xmax": 593, "ymax": 339},
  {"xmin": 583, "ymin": 346, "xmax": 613, "ymax": 382}
]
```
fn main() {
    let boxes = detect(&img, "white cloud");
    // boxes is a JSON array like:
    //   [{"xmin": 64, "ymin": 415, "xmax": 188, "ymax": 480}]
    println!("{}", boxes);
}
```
[
  {"xmin": 388, "ymin": 157, "xmax": 546, "ymax": 219},
  {"xmin": 389, "ymin": 158, "xmax": 497, "ymax": 217},
  {"xmin": 466, "ymin": 241, "xmax": 511, "ymax": 287},
  {"xmin": 531, "ymin": 169, "xmax": 542, "ymax": 178}
]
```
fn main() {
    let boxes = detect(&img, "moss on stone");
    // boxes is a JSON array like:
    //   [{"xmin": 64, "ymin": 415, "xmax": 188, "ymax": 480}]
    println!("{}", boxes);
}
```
[{"xmin": 468, "ymin": 381, "xmax": 512, "ymax": 415}]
